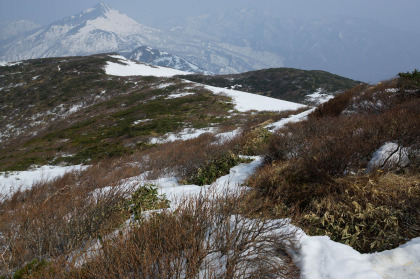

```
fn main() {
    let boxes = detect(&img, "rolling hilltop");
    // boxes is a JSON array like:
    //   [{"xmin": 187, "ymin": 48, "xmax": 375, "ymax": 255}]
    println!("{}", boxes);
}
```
[{"xmin": 183, "ymin": 68, "xmax": 360, "ymax": 104}]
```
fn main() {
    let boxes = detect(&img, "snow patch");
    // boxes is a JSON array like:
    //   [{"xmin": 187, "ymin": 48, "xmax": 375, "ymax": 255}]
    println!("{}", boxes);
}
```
[
  {"xmin": 204, "ymin": 85, "xmax": 306, "ymax": 112},
  {"xmin": 0, "ymin": 61, "xmax": 22, "ymax": 67},
  {"xmin": 150, "ymin": 127, "xmax": 216, "ymax": 144},
  {"xmin": 299, "ymin": 234, "xmax": 382, "ymax": 279},
  {"xmin": 68, "ymin": 103, "xmax": 83, "ymax": 114},
  {"xmin": 105, "ymin": 55, "xmax": 190, "ymax": 77},
  {"xmin": 266, "ymin": 108, "xmax": 315, "ymax": 131},
  {"xmin": 0, "ymin": 165, "xmax": 88, "ymax": 198},
  {"xmin": 366, "ymin": 237, "xmax": 420, "ymax": 279},
  {"xmin": 166, "ymin": 92, "xmax": 195, "ymax": 99},
  {"xmin": 133, "ymin": 119, "xmax": 150, "ymax": 125},
  {"xmin": 385, "ymin": 88, "xmax": 398, "ymax": 93},
  {"xmin": 367, "ymin": 142, "xmax": 411, "ymax": 171},
  {"xmin": 215, "ymin": 128, "xmax": 241, "ymax": 144},
  {"xmin": 306, "ymin": 88, "xmax": 334, "ymax": 105}
]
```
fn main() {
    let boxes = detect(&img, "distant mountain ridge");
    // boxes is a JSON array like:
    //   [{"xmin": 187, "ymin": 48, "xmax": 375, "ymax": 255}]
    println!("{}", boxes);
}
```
[{"xmin": 165, "ymin": 9, "xmax": 420, "ymax": 82}]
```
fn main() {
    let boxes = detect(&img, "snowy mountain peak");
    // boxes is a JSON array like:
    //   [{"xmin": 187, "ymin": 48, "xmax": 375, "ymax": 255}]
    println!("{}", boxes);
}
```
[
  {"xmin": 96, "ymin": 2, "xmax": 111, "ymax": 13},
  {"xmin": 83, "ymin": 2, "xmax": 111, "ymax": 15}
]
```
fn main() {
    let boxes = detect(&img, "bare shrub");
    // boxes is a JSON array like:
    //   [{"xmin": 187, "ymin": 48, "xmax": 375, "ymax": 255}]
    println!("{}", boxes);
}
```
[
  {"xmin": 0, "ymin": 164, "xmax": 134, "ymax": 274},
  {"xmin": 76, "ymin": 190, "xmax": 299, "ymax": 278}
]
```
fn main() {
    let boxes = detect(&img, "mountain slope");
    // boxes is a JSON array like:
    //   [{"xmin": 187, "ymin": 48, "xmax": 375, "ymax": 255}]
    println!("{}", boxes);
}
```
[
  {"xmin": 0, "ymin": 20, "xmax": 40, "ymax": 41},
  {"xmin": 0, "ymin": 54, "xmax": 305, "ymax": 171}
]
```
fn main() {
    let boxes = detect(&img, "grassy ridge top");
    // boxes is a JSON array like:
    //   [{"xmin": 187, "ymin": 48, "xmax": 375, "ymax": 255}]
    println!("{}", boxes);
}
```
[{"xmin": 182, "ymin": 68, "xmax": 361, "ymax": 103}]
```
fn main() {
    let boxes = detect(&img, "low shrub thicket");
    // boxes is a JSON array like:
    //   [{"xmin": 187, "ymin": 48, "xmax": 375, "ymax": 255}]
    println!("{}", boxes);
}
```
[
  {"xmin": 73, "ymin": 191, "xmax": 299, "ymax": 278},
  {"xmin": 266, "ymin": 100, "xmax": 419, "ymax": 177},
  {"xmin": 0, "ymin": 158, "xmax": 145, "ymax": 275},
  {"xmin": 248, "ymin": 77, "xmax": 420, "ymax": 253}
]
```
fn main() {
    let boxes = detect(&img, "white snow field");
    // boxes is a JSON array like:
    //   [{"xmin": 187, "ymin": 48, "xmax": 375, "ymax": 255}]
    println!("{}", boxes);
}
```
[
  {"xmin": 203, "ymin": 84, "xmax": 307, "ymax": 112},
  {"xmin": 105, "ymin": 55, "xmax": 190, "ymax": 77}
]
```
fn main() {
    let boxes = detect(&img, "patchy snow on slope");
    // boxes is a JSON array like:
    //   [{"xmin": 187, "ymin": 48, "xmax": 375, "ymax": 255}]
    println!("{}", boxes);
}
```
[
  {"xmin": 266, "ymin": 108, "xmax": 315, "ymax": 131},
  {"xmin": 166, "ymin": 92, "xmax": 195, "ymax": 99},
  {"xmin": 105, "ymin": 55, "xmax": 189, "ymax": 77},
  {"xmin": 306, "ymin": 88, "xmax": 334, "ymax": 105},
  {"xmin": 138, "ymin": 156, "xmax": 261, "ymax": 208},
  {"xmin": 68, "ymin": 103, "xmax": 83, "ymax": 114},
  {"xmin": 204, "ymin": 85, "xmax": 306, "ymax": 112},
  {"xmin": 155, "ymin": 82, "xmax": 175, "ymax": 89},
  {"xmin": 150, "ymin": 127, "xmax": 216, "ymax": 144},
  {"xmin": 113, "ymin": 155, "xmax": 420, "ymax": 279},
  {"xmin": 385, "ymin": 88, "xmax": 398, "ymax": 93},
  {"xmin": 0, "ymin": 61, "xmax": 22, "ymax": 67},
  {"xmin": 215, "ymin": 128, "xmax": 241, "ymax": 144},
  {"xmin": 0, "ymin": 165, "xmax": 88, "ymax": 198},
  {"xmin": 133, "ymin": 119, "xmax": 150, "ymax": 125},
  {"xmin": 299, "ymin": 233, "xmax": 420, "ymax": 279}
]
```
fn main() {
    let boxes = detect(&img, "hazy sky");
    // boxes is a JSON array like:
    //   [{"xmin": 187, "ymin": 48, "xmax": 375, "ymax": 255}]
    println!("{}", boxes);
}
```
[{"xmin": 1, "ymin": 0, "xmax": 420, "ymax": 33}]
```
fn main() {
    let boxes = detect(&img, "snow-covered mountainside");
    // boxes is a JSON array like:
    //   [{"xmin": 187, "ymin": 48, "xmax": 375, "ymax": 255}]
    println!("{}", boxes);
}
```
[
  {"xmin": 0, "ymin": 3, "xmax": 159, "ymax": 61},
  {"xmin": 165, "ymin": 9, "xmax": 420, "ymax": 82},
  {"xmin": 0, "ymin": 20, "xmax": 40, "ymax": 41},
  {"xmin": 121, "ymin": 46, "xmax": 211, "ymax": 74},
  {"xmin": 0, "ymin": 3, "xmax": 284, "ymax": 75}
]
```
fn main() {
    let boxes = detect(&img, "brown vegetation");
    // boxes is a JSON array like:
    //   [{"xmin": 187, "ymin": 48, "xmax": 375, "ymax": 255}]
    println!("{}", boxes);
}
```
[{"xmin": 247, "ymin": 75, "xmax": 420, "ymax": 252}]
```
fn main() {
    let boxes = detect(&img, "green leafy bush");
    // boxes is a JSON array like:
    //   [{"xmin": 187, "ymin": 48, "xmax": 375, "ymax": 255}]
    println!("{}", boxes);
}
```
[
  {"xmin": 123, "ymin": 184, "xmax": 169, "ymax": 219},
  {"xmin": 11, "ymin": 259, "xmax": 50, "ymax": 279},
  {"xmin": 187, "ymin": 151, "xmax": 250, "ymax": 186}
]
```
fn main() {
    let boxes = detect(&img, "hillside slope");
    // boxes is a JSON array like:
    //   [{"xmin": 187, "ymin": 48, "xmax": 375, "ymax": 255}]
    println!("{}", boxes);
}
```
[
  {"xmin": 183, "ymin": 68, "xmax": 360, "ymax": 104},
  {"xmin": 0, "ymin": 54, "xmax": 305, "ymax": 171}
]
